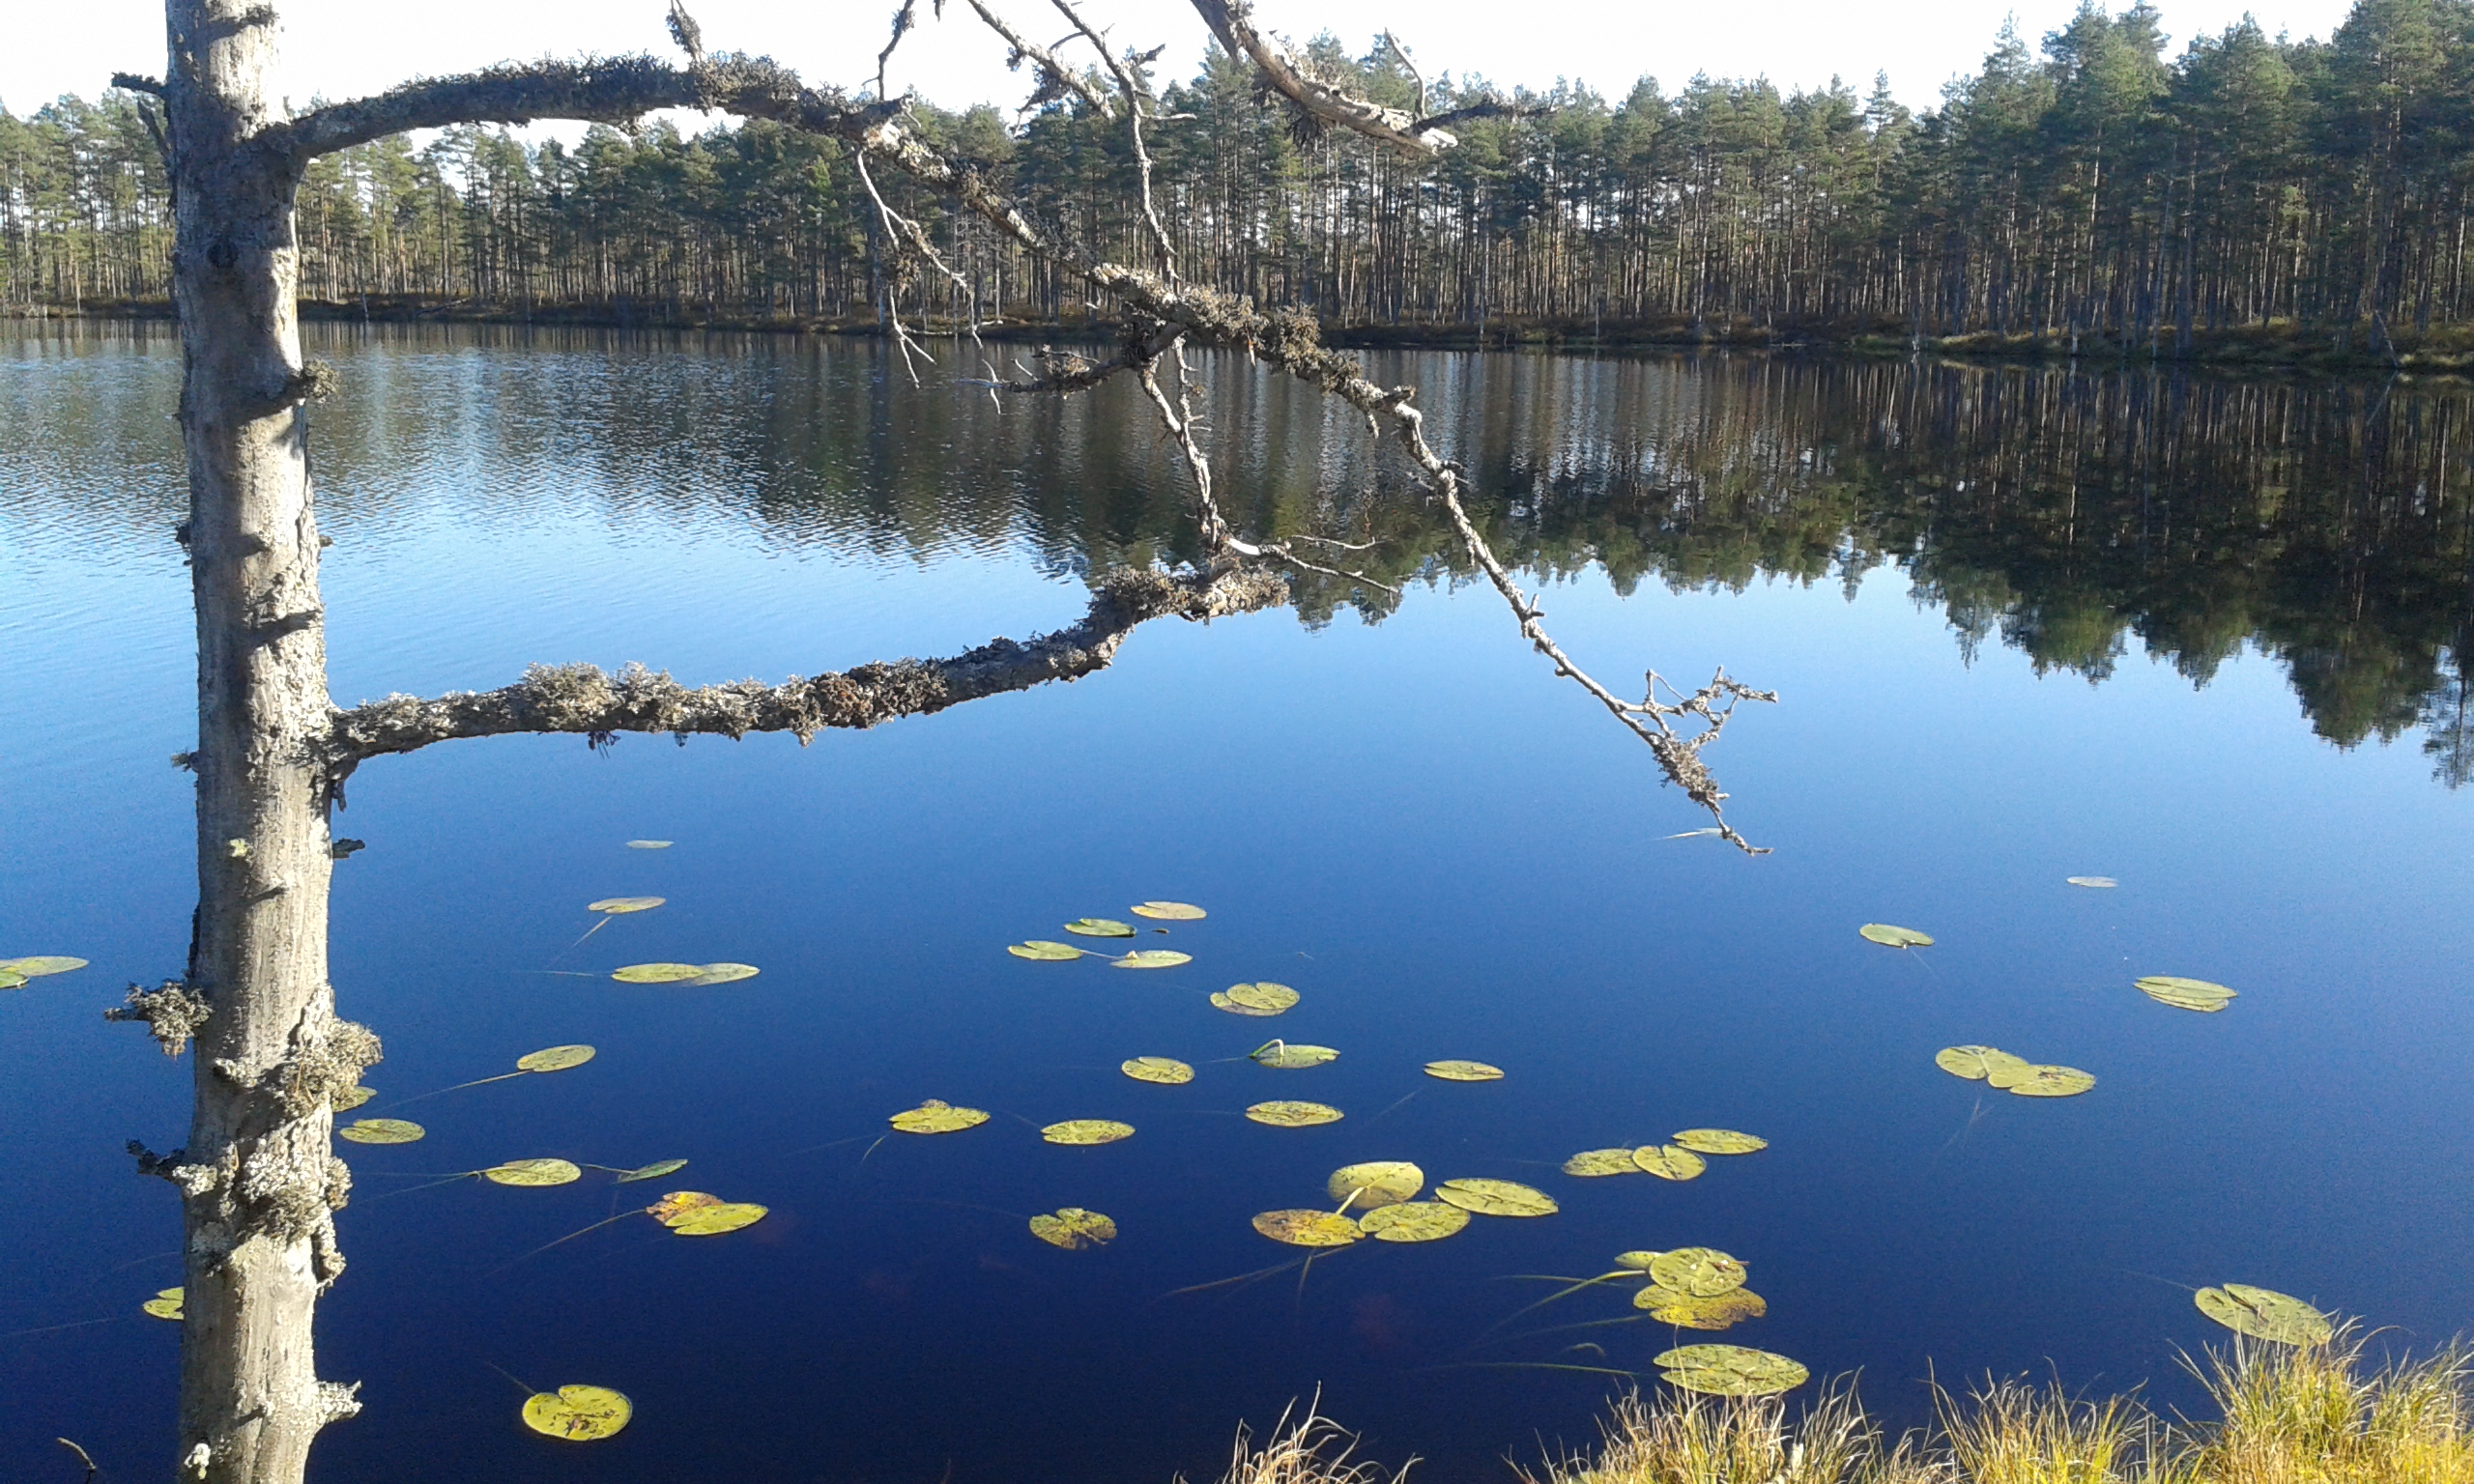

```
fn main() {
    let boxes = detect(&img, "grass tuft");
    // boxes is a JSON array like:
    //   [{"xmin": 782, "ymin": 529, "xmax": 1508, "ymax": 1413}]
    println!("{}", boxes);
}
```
[{"xmin": 1189, "ymin": 1395, "xmax": 1415, "ymax": 1484}]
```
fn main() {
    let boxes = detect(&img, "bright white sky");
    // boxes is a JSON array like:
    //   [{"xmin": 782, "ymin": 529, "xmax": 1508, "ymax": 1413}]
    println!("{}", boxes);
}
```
[{"xmin": 7, "ymin": 0, "xmax": 2359, "ymax": 125}]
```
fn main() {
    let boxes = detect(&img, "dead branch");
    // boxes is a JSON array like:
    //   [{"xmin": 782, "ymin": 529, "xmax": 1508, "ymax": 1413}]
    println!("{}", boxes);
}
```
[
  {"xmin": 1182, "ymin": 0, "xmax": 1457, "ymax": 155},
  {"xmin": 318, "ymin": 565, "xmax": 1284, "ymax": 769},
  {"xmin": 962, "ymin": 0, "xmax": 1117, "ymax": 116}
]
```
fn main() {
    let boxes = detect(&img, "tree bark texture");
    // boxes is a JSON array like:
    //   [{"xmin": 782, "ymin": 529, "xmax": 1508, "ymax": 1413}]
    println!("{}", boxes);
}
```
[{"xmin": 158, "ymin": 4, "xmax": 375, "ymax": 1480}]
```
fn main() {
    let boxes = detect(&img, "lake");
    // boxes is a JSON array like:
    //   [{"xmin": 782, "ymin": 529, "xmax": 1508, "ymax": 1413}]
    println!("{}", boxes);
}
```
[{"xmin": 4, "ymin": 325, "xmax": 2470, "ymax": 1483}]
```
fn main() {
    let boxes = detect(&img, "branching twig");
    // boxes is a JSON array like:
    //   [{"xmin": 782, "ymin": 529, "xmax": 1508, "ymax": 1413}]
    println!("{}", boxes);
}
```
[{"xmin": 961, "ymin": 0, "xmax": 1116, "ymax": 116}]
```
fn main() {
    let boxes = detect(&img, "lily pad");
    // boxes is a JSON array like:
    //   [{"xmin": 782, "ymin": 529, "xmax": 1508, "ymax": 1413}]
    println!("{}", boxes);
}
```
[
  {"xmin": 1633, "ymin": 1145, "xmax": 1708, "ymax": 1181},
  {"xmin": 2138, "ymin": 975, "xmax": 2236, "ymax": 1012},
  {"xmin": 587, "ymin": 897, "xmax": 664, "ymax": 914},
  {"xmin": 1251, "ymin": 1042, "xmax": 1338, "ymax": 1070},
  {"xmin": 1112, "ymin": 950, "xmax": 1192, "ymax": 970},
  {"xmin": 1064, "ymin": 919, "xmax": 1136, "ymax": 938},
  {"xmin": 1424, "ymin": 1060, "xmax": 1505, "ymax": 1082},
  {"xmin": 1245, "ymin": 1100, "xmax": 1342, "ymax": 1127},
  {"xmin": 2197, "ymin": 1284, "xmax": 2333, "ymax": 1346},
  {"xmin": 611, "ymin": 962, "xmax": 703, "ymax": 984},
  {"xmin": 612, "ymin": 1158, "xmax": 688, "ymax": 1184},
  {"xmin": 1858, "ymin": 924, "xmax": 1935, "ymax": 949},
  {"xmin": 1563, "ymin": 1148, "xmax": 1645, "ymax": 1178},
  {"xmin": 516, "ymin": 1044, "xmax": 595, "ymax": 1073},
  {"xmin": 1637, "ymin": 1286, "xmax": 1768, "ymax": 1330},
  {"xmin": 1434, "ymin": 1178, "xmax": 1558, "ymax": 1217},
  {"xmin": 1654, "ymin": 1345, "xmax": 1809, "ymax": 1397},
  {"xmin": 1131, "ymin": 901, "xmax": 1206, "ymax": 920},
  {"xmin": 1213, "ymin": 983, "xmax": 1300, "ymax": 1015},
  {"xmin": 1981, "ymin": 1052, "xmax": 2037, "ymax": 1089},
  {"xmin": 1359, "ymin": 1201, "xmax": 1469, "ymax": 1242},
  {"xmin": 1650, "ymin": 1247, "xmax": 1747, "ymax": 1298},
  {"xmin": 522, "ymin": 1384, "xmax": 632, "ymax": 1441},
  {"xmin": 0, "ymin": 956, "xmax": 87, "ymax": 978},
  {"xmin": 1121, "ymin": 1056, "xmax": 1194, "ymax": 1085},
  {"xmin": 682, "ymin": 962, "xmax": 760, "ymax": 985},
  {"xmin": 339, "ymin": 1118, "xmax": 424, "ymax": 1145},
  {"xmin": 648, "ymin": 1190, "xmax": 721, "ymax": 1223},
  {"xmin": 1671, "ymin": 1129, "xmax": 1767, "ymax": 1156},
  {"xmin": 2007, "ymin": 1065, "xmax": 2096, "ymax": 1098},
  {"xmin": 142, "ymin": 1287, "xmax": 183, "ymax": 1321},
  {"xmin": 332, "ymin": 1086, "xmax": 376, "ymax": 1111},
  {"xmin": 625, "ymin": 840, "xmax": 672, "ymax": 849},
  {"xmin": 1008, "ymin": 940, "xmax": 1084, "ymax": 961},
  {"xmin": 1042, "ymin": 1119, "xmax": 1135, "ymax": 1146},
  {"xmin": 2067, "ymin": 876, "xmax": 2118, "ymax": 888},
  {"xmin": 484, "ymin": 1158, "xmax": 583, "ymax": 1187},
  {"xmin": 666, "ymin": 1201, "xmax": 767, "ymax": 1236},
  {"xmin": 1936, "ymin": 1045, "xmax": 2001, "ymax": 1080},
  {"xmin": 0, "ymin": 968, "xmax": 23, "ymax": 990},
  {"xmin": 1253, "ymin": 1210, "xmax": 1363, "ymax": 1247},
  {"xmin": 1030, "ymin": 1207, "xmax": 1118, "ymax": 1249},
  {"xmin": 890, "ymin": 1099, "xmax": 990, "ymax": 1134},
  {"xmin": 1616, "ymin": 1251, "xmax": 1663, "ymax": 1270},
  {"xmin": 1328, "ymin": 1160, "xmax": 1424, "ymax": 1209}
]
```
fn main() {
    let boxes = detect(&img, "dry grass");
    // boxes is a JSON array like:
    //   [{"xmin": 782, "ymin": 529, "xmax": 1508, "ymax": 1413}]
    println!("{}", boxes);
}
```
[
  {"xmin": 1188, "ymin": 1396, "xmax": 1417, "ymax": 1484},
  {"xmin": 1509, "ymin": 1333, "xmax": 2474, "ymax": 1484}
]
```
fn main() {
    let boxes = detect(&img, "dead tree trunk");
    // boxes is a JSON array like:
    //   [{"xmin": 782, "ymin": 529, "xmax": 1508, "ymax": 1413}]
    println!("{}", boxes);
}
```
[{"xmin": 145, "ymin": 4, "xmax": 374, "ymax": 1481}]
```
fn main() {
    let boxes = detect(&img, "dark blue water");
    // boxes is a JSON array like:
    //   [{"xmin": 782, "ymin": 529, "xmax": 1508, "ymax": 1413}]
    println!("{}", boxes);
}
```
[{"xmin": 5, "ymin": 326, "xmax": 2472, "ymax": 1482}]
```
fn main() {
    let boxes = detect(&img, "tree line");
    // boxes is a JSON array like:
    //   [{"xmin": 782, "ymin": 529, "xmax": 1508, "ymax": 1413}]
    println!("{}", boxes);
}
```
[{"xmin": 9, "ymin": 0, "xmax": 2474, "ymax": 354}]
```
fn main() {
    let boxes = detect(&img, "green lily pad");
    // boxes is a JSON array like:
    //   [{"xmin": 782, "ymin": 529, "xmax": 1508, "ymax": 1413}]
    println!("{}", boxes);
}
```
[
  {"xmin": 1030, "ymin": 1207, "xmax": 1117, "ymax": 1249},
  {"xmin": 1563, "ymin": 1148, "xmax": 1645, "ymax": 1177},
  {"xmin": 339, "ymin": 1118, "xmax": 424, "ymax": 1145},
  {"xmin": 1064, "ymin": 919, "xmax": 1136, "ymax": 938},
  {"xmin": 1112, "ymin": 950, "xmax": 1191, "ymax": 970},
  {"xmin": 1633, "ymin": 1145, "xmax": 1708, "ymax": 1181},
  {"xmin": 1121, "ymin": 1056, "xmax": 1194, "ymax": 1085},
  {"xmin": 587, "ymin": 897, "xmax": 663, "ymax": 914},
  {"xmin": 1424, "ymin": 1060, "xmax": 1505, "ymax": 1081},
  {"xmin": 611, "ymin": 962, "xmax": 703, "ymax": 984},
  {"xmin": 331, "ymin": 1086, "xmax": 375, "ymax": 1111},
  {"xmin": 516, "ymin": 1044, "xmax": 595, "ymax": 1072},
  {"xmin": 1433, "ymin": 1178, "xmax": 1558, "ymax": 1217},
  {"xmin": 889, "ymin": 1099, "xmax": 989, "ymax": 1134},
  {"xmin": 1212, "ymin": 983, "xmax": 1299, "ymax": 1015},
  {"xmin": 1327, "ymin": 1160, "xmax": 1424, "ymax": 1209},
  {"xmin": 483, "ymin": 1158, "xmax": 582, "ymax": 1187},
  {"xmin": 1858, "ymin": 924, "xmax": 1935, "ymax": 949},
  {"xmin": 1250, "ymin": 1042, "xmax": 1338, "ymax": 1069},
  {"xmin": 1131, "ymin": 901, "xmax": 1206, "ymax": 921},
  {"xmin": 0, "ymin": 968, "xmax": 24, "ymax": 990},
  {"xmin": 1245, "ymin": 1100, "xmax": 1341, "ymax": 1127},
  {"xmin": 1650, "ymin": 1247, "xmax": 1746, "ymax": 1298},
  {"xmin": 2197, "ymin": 1284, "xmax": 2333, "ymax": 1346},
  {"xmin": 2007, "ymin": 1065, "xmax": 2096, "ymax": 1098},
  {"xmin": 1008, "ymin": 940, "xmax": 1084, "ymax": 961},
  {"xmin": 0, "ymin": 956, "xmax": 87, "ymax": 978},
  {"xmin": 1041, "ymin": 1119, "xmax": 1135, "ymax": 1146},
  {"xmin": 1358, "ymin": 1201, "xmax": 1469, "ymax": 1242},
  {"xmin": 612, "ymin": 1158, "xmax": 689, "ymax": 1184},
  {"xmin": 1253, "ymin": 1209, "xmax": 1363, "ymax": 1247},
  {"xmin": 1654, "ymin": 1345, "xmax": 1809, "ymax": 1396},
  {"xmin": 1936, "ymin": 1045, "xmax": 2001, "ymax": 1080},
  {"xmin": 142, "ymin": 1287, "xmax": 184, "ymax": 1321},
  {"xmin": 1637, "ymin": 1286, "xmax": 1767, "ymax": 1330},
  {"xmin": 1671, "ymin": 1128, "xmax": 1767, "ymax": 1156},
  {"xmin": 2137, "ymin": 975, "xmax": 2236, "ymax": 1012}
]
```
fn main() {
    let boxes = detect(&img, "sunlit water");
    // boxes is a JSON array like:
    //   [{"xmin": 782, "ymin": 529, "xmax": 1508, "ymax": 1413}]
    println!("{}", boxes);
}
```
[{"xmin": 4, "ymin": 326, "xmax": 2471, "ymax": 1483}]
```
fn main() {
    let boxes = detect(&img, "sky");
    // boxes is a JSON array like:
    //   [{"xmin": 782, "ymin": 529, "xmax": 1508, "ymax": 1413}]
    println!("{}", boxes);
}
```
[{"xmin": 8, "ymin": 0, "xmax": 2363, "ymax": 125}]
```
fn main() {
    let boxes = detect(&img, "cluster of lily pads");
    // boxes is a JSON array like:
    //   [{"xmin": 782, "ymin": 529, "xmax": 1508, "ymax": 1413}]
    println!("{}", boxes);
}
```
[
  {"xmin": 1564, "ymin": 1128, "xmax": 1769, "ymax": 1182},
  {"xmin": 1932, "ymin": 1046, "xmax": 2096, "ymax": 1099}
]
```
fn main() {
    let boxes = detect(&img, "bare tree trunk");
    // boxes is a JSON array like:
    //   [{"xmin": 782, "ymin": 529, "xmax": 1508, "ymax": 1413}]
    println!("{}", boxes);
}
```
[{"xmin": 152, "ymin": 4, "xmax": 373, "ymax": 1480}]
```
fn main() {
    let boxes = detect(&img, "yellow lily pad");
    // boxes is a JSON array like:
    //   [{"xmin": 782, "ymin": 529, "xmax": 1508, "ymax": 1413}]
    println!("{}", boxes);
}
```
[
  {"xmin": 142, "ymin": 1287, "xmax": 183, "ymax": 1321},
  {"xmin": 516, "ymin": 1044, "xmax": 595, "ymax": 1073},
  {"xmin": 1651, "ymin": 1247, "xmax": 1747, "ymax": 1297},
  {"xmin": 1616, "ymin": 1251, "xmax": 1663, "ymax": 1270},
  {"xmin": 2197, "ymin": 1284, "xmax": 2332, "ymax": 1346},
  {"xmin": 1245, "ymin": 1100, "xmax": 1342, "ymax": 1127},
  {"xmin": 2138, "ymin": 975, "xmax": 2236, "ymax": 1012},
  {"xmin": 612, "ymin": 1158, "xmax": 688, "ymax": 1184},
  {"xmin": 1671, "ymin": 1128, "xmax": 1767, "ymax": 1156},
  {"xmin": 1131, "ymin": 901, "xmax": 1206, "ymax": 920},
  {"xmin": 890, "ymin": 1099, "xmax": 990, "ymax": 1134},
  {"xmin": 331, "ymin": 1086, "xmax": 376, "ymax": 1111},
  {"xmin": 1637, "ymin": 1286, "xmax": 1768, "ymax": 1330},
  {"xmin": 1982, "ymin": 1052, "xmax": 2036, "ymax": 1089},
  {"xmin": 1858, "ymin": 924, "xmax": 1935, "ymax": 949},
  {"xmin": 2008, "ymin": 1065, "xmax": 2096, "ymax": 1098},
  {"xmin": 666, "ymin": 1201, "xmax": 767, "ymax": 1236},
  {"xmin": 1424, "ymin": 1060, "xmax": 1505, "ymax": 1081},
  {"xmin": 1121, "ymin": 1056, "xmax": 1194, "ymax": 1085},
  {"xmin": 1633, "ymin": 1145, "xmax": 1708, "ymax": 1181},
  {"xmin": 1936, "ymin": 1045, "xmax": 2000, "ymax": 1080},
  {"xmin": 1251, "ymin": 1042, "xmax": 1338, "ymax": 1069},
  {"xmin": 1212, "ymin": 983, "xmax": 1300, "ymax": 1015},
  {"xmin": 1327, "ymin": 1160, "xmax": 1424, "ymax": 1209},
  {"xmin": 1009, "ymin": 940, "xmax": 1084, "ymax": 961},
  {"xmin": 1434, "ymin": 1178, "xmax": 1558, "ymax": 1217},
  {"xmin": 588, "ymin": 897, "xmax": 663, "ymax": 914},
  {"xmin": 1654, "ymin": 1345, "xmax": 1809, "ymax": 1396},
  {"xmin": 1112, "ymin": 950, "xmax": 1192, "ymax": 970},
  {"xmin": 338, "ymin": 1118, "xmax": 424, "ymax": 1145},
  {"xmin": 0, "ymin": 956, "xmax": 87, "ymax": 977},
  {"xmin": 483, "ymin": 1158, "xmax": 583, "ymax": 1187},
  {"xmin": 0, "ymin": 968, "xmax": 22, "ymax": 989},
  {"xmin": 1359, "ymin": 1202, "xmax": 1470, "ymax": 1242},
  {"xmin": 1253, "ymin": 1209, "xmax": 1363, "ymax": 1247},
  {"xmin": 1563, "ymin": 1148, "xmax": 1645, "ymax": 1178},
  {"xmin": 1041, "ymin": 1119, "xmax": 1135, "ymax": 1146},
  {"xmin": 612, "ymin": 962, "xmax": 704, "ymax": 984},
  {"xmin": 1065, "ymin": 918, "xmax": 1136, "ymax": 938},
  {"xmin": 1030, "ymin": 1207, "xmax": 1117, "ymax": 1249},
  {"xmin": 522, "ymin": 1384, "xmax": 633, "ymax": 1441}
]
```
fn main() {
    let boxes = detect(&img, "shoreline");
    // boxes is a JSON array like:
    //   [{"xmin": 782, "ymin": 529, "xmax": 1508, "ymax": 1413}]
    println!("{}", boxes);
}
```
[{"xmin": 10, "ymin": 300, "xmax": 2468, "ymax": 377}]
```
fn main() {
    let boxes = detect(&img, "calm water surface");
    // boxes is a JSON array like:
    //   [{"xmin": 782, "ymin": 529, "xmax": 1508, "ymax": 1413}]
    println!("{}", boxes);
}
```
[{"xmin": 3, "ymin": 326, "xmax": 2471, "ymax": 1483}]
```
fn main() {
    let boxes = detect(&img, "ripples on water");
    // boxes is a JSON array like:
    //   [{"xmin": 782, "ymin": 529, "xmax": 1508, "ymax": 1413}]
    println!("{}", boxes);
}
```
[{"xmin": 2, "ymin": 325, "xmax": 2470, "ymax": 1483}]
